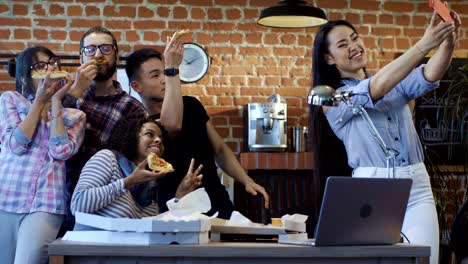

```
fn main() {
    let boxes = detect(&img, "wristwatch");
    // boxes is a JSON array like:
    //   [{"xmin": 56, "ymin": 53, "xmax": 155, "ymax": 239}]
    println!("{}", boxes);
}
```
[{"xmin": 164, "ymin": 68, "xmax": 179, "ymax": 76}]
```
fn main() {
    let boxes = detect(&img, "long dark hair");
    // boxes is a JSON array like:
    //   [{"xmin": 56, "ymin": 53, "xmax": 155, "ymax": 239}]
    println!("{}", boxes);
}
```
[
  {"xmin": 104, "ymin": 115, "xmax": 167, "ymax": 162},
  {"xmin": 309, "ymin": 20, "xmax": 355, "ymax": 222},
  {"xmin": 9, "ymin": 46, "xmax": 57, "ymax": 99},
  {"xmin": 313, "ymin": 20, "xmax": 358, "ymax": 88}
]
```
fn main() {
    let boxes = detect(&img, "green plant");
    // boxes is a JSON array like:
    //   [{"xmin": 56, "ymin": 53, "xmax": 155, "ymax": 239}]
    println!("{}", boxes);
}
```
[{"xmin": 422, "ymin": 59, "xmax": 468, "ymax": 245}]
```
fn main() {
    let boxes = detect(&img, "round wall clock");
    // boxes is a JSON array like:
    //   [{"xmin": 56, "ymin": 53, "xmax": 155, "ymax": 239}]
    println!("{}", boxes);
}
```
[{"xmin": 179, "ymin": 42, "xmax": 210, "ymax": 83}]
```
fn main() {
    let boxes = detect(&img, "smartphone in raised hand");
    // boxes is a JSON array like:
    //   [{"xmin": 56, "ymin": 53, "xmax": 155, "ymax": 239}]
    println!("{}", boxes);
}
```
[{"xmin": 429, "ymin": 0, "xmax": 454, "ymax": 22}]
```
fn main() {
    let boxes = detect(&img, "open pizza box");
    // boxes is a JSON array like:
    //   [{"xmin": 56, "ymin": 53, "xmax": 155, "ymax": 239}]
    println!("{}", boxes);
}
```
[{"xmin": 62, "ymin": 188, "xmax": 212, "ymax": 245}]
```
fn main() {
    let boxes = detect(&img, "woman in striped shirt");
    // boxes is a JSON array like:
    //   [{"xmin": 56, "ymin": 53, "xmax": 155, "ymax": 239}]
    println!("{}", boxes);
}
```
[
  {"xmin": 71, "ymin": 116, "xmax": 203, "ymax": 227},
  {"xmin": 0, "ymin": 46, "xmax": 86, "ymax": 264}
]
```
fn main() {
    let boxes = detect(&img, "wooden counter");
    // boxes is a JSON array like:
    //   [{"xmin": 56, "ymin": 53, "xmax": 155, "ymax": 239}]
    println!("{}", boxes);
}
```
[
  {"xmin": 236, "ymin": 152, "xmax": 316, "ymax": 233},
  {"xmin": 240, "ymin": 152, "xmax": 313, "ymax": 170}
]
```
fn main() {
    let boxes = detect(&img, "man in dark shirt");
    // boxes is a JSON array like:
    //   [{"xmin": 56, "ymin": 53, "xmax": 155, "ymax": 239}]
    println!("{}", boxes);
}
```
[
  {"xmin": 60, "ymin": 26, "xmax": 146, "ymax": 232},
  {"xmin": 125, "ymin": 37, "xmax": 269, "ymax": 219}
]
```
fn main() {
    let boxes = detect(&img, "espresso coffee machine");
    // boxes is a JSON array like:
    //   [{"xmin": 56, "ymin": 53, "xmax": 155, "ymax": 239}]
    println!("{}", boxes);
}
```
[{"xmin": 247, "ymin": 102, "xmax": 287, "ymax": 152}]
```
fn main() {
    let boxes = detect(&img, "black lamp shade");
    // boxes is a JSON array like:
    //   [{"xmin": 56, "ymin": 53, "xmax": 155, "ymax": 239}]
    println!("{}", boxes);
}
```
[{"xmin": 258, "ymin": 0, "xmax": 327, "ymax": 28}]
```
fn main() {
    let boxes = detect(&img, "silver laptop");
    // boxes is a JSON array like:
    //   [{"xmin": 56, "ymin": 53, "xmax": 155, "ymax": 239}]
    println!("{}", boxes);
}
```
[{"xmin": 313, "ymin": 176, "xmax": 412, "ymax": 246}]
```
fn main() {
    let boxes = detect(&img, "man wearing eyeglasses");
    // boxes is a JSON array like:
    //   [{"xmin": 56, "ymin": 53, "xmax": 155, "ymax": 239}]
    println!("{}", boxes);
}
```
[{"xmin": 60, "ymin": 26, "xmax": 146, "ymax": 234}]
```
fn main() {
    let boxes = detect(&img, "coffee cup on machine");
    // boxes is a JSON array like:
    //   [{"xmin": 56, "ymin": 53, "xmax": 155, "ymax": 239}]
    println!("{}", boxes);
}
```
[{"xmin": 262, "ymin": 118, "xmax": 273, "ymax": 133}]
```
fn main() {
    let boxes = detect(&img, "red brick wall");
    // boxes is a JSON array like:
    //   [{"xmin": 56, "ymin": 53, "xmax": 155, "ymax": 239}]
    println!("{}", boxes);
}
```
[{"xmin": 0, "ymin": 0, "xmax": 467, "ymax": 153}]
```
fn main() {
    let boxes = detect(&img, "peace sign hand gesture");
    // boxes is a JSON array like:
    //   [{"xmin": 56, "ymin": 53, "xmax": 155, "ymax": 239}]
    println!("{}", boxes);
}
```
[{"xmin": 175, "ymin": 158, "xmax": 203, "ymax": 198}]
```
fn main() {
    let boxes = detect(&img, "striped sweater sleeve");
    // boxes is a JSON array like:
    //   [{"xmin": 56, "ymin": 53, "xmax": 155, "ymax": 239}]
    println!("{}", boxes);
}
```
[{"xmin": 70, "ymin": 149, "xmax": 127, "ymax": 215}]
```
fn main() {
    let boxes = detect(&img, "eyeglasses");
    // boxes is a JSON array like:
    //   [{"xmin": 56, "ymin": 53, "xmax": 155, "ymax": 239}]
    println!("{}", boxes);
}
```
[
  {"xmin": 80, "ymin": 44, "xmax": 115, "ymax": 57},
  {"xmin": 30, "ymin": 56, "xmax": 61, "ymax": 72}
]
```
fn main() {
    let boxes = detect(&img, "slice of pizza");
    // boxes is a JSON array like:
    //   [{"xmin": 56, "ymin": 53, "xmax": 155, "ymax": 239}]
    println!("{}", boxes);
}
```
[
  {"xmin": 95, "ymin": 59, "xmax": 107, "ymax": 65},
  {"xmin": 32, "ymin": 70, "xmax": 69, "ymax": 79},
  {"xmin": 172, "ymin": 29, "xmax": 190, "ymax": 39},
  {"xmin": 147, "ymin": 152, "xmax": 174, "ymax": 173}
]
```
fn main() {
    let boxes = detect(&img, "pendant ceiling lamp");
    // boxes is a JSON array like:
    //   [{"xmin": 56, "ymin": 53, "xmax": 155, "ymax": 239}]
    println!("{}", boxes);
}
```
[{"xmin": 257, "ymin": 0, "xmax": 327, "ymax": 28}]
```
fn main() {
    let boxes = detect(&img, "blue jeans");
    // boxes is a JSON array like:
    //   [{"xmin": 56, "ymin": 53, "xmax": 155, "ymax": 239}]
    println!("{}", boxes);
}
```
[{"xmin": 0, "ymin": 210, "xmax": 63, "ymax": 264}]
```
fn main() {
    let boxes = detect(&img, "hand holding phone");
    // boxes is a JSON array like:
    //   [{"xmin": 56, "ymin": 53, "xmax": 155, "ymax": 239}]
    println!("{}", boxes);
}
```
[{"xmin": 429, "ymin": 0, "xmax": 454, "ymax": 22}]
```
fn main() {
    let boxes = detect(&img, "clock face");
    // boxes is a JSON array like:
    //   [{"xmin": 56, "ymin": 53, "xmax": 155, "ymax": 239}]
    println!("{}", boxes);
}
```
[{"xmin": 179, "ymin": 43, "xmax": 210, "ymax": 83}]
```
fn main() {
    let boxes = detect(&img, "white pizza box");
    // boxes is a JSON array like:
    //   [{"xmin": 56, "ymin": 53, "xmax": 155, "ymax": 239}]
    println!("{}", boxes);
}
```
[
  {"xmin": 62, "ymin": 230, "xmax": 209, "ymax": 245},
  {"xmin": 278, "ymin": 233, "xmax": 315, "ymax": 246},
  {"xmin": 282, "ymin": 214, "xmax": 308, "ymax": 233},
  {"xmin": 283, "ymin": 219, "xmax": 306, "ymax": 233},
  {"xmin": 75, "ymin": 212, "xmax": 211, "ymax": 233},
  {"xmin": 278, "ymin": 232, "xmax": 308, "ymax": 242}
]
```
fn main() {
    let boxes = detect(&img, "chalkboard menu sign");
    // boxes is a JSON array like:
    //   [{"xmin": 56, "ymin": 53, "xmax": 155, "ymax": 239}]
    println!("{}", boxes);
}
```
[{"xmin": 415, "ymin": 58, "xmax": 468, "ymax": 165}]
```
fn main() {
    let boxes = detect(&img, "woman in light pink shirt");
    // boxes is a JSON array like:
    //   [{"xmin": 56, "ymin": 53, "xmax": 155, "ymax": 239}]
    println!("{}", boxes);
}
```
[{"xmin": 0, "ymin": 46, "xmax": 86, "ymax": 264}]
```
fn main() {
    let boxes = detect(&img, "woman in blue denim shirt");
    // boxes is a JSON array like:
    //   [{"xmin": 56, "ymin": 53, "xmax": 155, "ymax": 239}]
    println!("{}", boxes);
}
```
[{"xmin": 309, "ymin": 11, "xmax": 461, "ymax": 264}]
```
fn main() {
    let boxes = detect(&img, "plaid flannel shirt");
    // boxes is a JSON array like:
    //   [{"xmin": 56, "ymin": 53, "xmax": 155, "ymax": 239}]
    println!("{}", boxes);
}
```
[
  {"xmin": 0, "ymin": 91, "xmax": 86, "ymax": 214},
  {"xmin": 62, "ymin": 81, "xmax": 147, "ymax": 163}
]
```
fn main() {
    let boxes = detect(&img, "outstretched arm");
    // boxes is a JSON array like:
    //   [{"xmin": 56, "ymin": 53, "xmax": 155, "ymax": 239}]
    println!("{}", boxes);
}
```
[
  {"xmin": 369, "ymin": 11, "xmax": 456, "ymax": 100},
  {"xmin": 207, "ymin": 121, "xmax": 270, "ymax": 209}
]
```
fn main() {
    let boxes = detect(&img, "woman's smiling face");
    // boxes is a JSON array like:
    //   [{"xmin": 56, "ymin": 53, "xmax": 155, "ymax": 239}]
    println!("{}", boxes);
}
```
[
  {"xmin": 136, "ymin": 121, "xmax": 164, "ymax": 162},
  {"xmin": 325, "ymin": 25, "xmax": 367, "ymax": 79}
]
